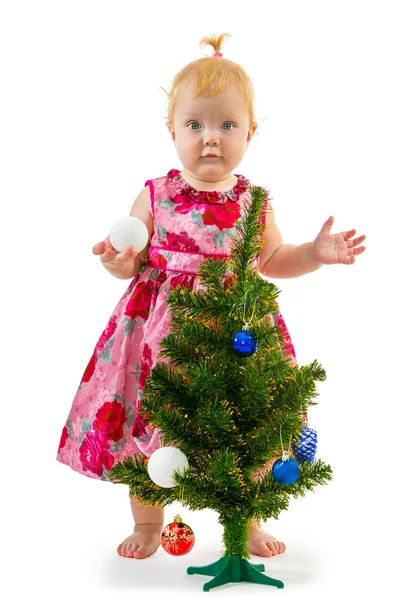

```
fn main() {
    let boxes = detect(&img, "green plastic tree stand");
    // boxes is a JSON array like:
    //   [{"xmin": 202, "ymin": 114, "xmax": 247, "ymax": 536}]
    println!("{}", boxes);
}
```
[{"xmin": 187, "ymin": 554, "xmax": 284, "ymax": 592}]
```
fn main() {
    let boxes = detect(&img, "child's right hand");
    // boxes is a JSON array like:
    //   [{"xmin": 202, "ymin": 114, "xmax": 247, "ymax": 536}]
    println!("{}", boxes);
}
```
[{"xmin": 92, "ymin": 235, "xmax": 138, "ymax": 268}]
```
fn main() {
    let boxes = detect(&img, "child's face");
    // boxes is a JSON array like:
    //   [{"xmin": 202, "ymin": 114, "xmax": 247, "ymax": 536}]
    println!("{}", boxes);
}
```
[{"xmin": 167, "ymin": 79, "xmax": 257, "ymax": 182}]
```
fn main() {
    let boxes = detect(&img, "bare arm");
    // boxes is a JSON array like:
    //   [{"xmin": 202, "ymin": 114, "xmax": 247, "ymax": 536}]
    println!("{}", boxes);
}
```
[
  {"xmin": 93, "ymin": 185, "xmax": 154, "ymax": 280},
  {"xmin": 258, "ymin": 202, "xmax": 323, "ymax": 279}
]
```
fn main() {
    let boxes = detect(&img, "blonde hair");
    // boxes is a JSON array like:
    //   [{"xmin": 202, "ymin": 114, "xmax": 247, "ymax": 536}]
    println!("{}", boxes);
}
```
[{"xmin": 162, "ymin": 33, "xmax": 257, "ymax": 128}]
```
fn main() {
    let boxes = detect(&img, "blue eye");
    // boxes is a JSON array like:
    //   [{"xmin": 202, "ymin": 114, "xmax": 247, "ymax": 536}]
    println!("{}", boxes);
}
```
[
  {"xmin": 188, "ymin": 122, "xmax": 200, "ymax": 130},
  {"xmin": 222, "ymin": 122, "xmax": 234, "ymax": 130}
]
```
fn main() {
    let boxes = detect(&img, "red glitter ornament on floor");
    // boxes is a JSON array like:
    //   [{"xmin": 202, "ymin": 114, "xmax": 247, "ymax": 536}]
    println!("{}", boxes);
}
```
[{"xmin": 161, "ymin": 515, "xmax": 195, "ymax": 556}]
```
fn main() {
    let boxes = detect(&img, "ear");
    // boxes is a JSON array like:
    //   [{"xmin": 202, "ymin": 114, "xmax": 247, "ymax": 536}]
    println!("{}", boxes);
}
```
[
  {"xmin": 166, "ymin": 121, "xmax": 176, "ymax": 142},
  {"xmin": 247, "ymin": 122, "xmax": 258, "ymax": 144}
]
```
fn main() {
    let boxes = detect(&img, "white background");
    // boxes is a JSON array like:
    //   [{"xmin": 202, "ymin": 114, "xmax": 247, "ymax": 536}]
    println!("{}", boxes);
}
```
[{"xmin": 1, "ymin": 1, "xmax": 399, "ymax": 598}]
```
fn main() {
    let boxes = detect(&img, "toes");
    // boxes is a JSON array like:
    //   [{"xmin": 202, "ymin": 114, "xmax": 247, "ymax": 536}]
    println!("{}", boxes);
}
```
[
  {"xmin": 119, "ymin": 542, "xmax": 139, "ymax": 558},
  {"xmin": 133, "ymin": 544, "xmax": 151, "ymax": 559},
  {"xmin": 273, "ymin": 541, "xmax": 286, "ymax": 554},
  {"xmin": 126, "ymin": 543, "xmax": 139, "ymax": 557},
  {"xmin": 266, "ymin": 542, "xmax": 277, "ymax": 555},
  {"xmin": 117, "ymin": 544, "xmax": 127, "ymax": 557},
  {"xmin": 266, "ymin": 541, "xmax": 286, "ymax": 555},
  {"xmin": 255, "ymin": 543, "xmax": 274, "ymax": 557}
]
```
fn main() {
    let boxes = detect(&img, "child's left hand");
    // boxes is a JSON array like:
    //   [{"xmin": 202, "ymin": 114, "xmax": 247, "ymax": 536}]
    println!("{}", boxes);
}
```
[{"xmin": 313, "ymin": 216, "xmax": 366, "ymax": 265}]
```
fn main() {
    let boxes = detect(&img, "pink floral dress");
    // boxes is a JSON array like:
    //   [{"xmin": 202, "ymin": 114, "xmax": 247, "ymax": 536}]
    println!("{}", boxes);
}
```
[{"xmin": 56, "ymin": 169, "xmax": 296, "ymax": 481}]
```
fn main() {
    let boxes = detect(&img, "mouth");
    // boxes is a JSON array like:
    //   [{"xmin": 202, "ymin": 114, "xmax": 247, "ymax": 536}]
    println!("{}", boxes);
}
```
[{"xmin": 202, "ymin": 155, "xmax": 220, "ymax": 158}]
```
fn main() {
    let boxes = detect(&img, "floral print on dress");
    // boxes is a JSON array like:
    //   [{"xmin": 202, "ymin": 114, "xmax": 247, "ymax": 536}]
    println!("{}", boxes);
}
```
[
  {"xmin": 167, "ymin": 168, "xmax": 249, "ymax": 204},
  {"xmin": 201, "ymin": 201, "xmax": 241, "ymax": 231},
  {"xmin": 138, "ymin": 343, "xmax": 153, "ymax": 390},
  {"xmin": 94, "ymin": 400, "xmax": 127, "ymax": 442},
  {"xmin": 79, "ymin": 315, "xmax": 118, "ymax": 385},
  {"xmin": 167, "ymin": 169, "xmax": 246, "ymax": 232},
  {"xmin": 79, "ymin": 431, "xmax": 114, "ymax": 477},
  {"xmin": 56, "ymin": 168, "xmax": 297, "ymax": 481},
  {"xmin": 160, "ymin": 231, "xmax": 200, "ymax": 253},
  {"xmin": 124, "ymin": 282, "xmax": 152, "ymax": 321}
]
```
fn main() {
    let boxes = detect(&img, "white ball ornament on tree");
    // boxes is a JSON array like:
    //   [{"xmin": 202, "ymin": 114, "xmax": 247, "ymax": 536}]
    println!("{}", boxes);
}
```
[
  {"xmin": 147, "ymin": 446, "xmax": 189, "ymax": 488},
  {"xmin": 109, "ymin": 216, "xmax": 149, "ymax": 253}
]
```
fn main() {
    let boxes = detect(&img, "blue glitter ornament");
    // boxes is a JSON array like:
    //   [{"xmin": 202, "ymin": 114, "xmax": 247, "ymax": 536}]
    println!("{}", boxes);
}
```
[
  {"xmin": 272, "ymin": 453, "xmax": 300, "ymax": 485},
  {"xmin": 231, "ymin": 326, "xmax": 258, "ymax": 357},
  {"xmin": 292, "ymin": 427, "xmax": 318, "ymax": 464}
]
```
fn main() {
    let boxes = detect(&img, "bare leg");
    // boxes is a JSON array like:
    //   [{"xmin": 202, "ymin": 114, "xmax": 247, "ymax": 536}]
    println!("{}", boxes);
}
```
[
  {"xmin": 117, "ymin": 496, "xmax": 164, "ymax": 559},
  {"xmin": 248, "ymin": 464, "xmax": 287, "ymax": 558}
]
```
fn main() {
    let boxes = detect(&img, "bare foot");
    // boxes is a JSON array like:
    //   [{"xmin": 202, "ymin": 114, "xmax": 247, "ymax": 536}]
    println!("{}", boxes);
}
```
[
  {"xmin": 117, "ymin": 523, "xmax": 163, "ymax": 559},
  {"xmin": 247, "ymin": 522, "xmax": 286, "ymax": 558}
]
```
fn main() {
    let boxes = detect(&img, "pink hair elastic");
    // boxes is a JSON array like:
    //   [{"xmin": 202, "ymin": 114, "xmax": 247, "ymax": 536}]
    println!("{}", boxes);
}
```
[{"xmin": 213, "ymin": 51, "xmax": 223, "ymax": 57}]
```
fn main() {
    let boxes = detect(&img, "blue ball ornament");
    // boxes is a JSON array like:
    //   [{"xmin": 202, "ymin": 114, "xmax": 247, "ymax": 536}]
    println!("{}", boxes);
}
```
[
  {"xmin": 272, "ymin": 457, "xmax": 300, "ymax": 485},
  {"xmin": 292, "ymin": 427, "xmax": 318, "ymax": 464},
  {"xmin": 232, "ymin": 328, "xmax": 258, "ymax": 357}
]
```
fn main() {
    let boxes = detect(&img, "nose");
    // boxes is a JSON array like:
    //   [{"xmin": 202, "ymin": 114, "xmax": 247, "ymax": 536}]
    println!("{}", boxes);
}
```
[{"xmin": 203, "ymin": 128, "xmax": 219, "ymax": 146}]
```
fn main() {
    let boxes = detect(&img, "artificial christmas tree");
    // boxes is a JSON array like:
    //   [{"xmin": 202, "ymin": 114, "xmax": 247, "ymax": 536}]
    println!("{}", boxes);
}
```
[{"xmin": 107, "ymin": 185, "xmax": 333, "ymax": 591}]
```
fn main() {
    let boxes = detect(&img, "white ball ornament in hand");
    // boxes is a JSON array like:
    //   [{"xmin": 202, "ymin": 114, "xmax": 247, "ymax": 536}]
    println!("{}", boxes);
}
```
[
  {"xmin": 109, "ymin": 216, "xmax": 149, "ymax": 253},
  {"xmin": 147, "ymin": 447, "xmax": 189, "ymax": 488}
]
